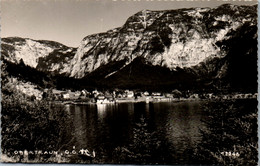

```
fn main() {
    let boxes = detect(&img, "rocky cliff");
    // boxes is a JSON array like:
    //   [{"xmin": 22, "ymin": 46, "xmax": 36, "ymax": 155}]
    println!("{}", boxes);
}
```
[
  {"xmin": 1, "ymin": 4, "xmax": 257, "ymax": 92},
  {"xmin": 1, "ymin": 37, "xmax": 76, "ymax": 74},
  {"xmin": 67, "ymin": 4, "xmax": 257, "ymax": 78}
]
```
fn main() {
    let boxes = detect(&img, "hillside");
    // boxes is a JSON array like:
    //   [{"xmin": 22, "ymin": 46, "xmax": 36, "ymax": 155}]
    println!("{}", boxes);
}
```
[{"xmin": 1, "ymin": 4, "xmax": 257, "ymax": 93}]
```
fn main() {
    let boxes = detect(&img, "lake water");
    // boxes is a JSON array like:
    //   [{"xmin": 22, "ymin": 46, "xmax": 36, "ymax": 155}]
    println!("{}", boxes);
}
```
[{"xmin": 62, "ymin": 101, "xmax": 208, "ymax": 164}]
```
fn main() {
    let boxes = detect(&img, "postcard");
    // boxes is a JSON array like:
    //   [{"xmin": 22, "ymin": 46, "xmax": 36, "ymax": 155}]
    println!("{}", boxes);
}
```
[{"xmin": 1, "ymin": 0, "xmax": 258, "ymax": 165}]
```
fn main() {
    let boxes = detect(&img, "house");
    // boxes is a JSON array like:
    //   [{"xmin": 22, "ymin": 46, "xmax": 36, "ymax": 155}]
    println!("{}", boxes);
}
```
[
  {"xmin": 52, "ymin": 89, "xmax": 64, "ymax": 99},
  {"xmin": 152, "ymin": 92, "xmax": 161, "ymax": 96},
  {"xmin": 189, "ymin": 94, "xmax": 199, "ymax": 99},
  {"xmin": 74, "ymin": 91, "xmax": 81, "ymax": 99},
  {"xmin": 63, "ymin": 93, "xmax": 70, "ymax": 99},
  {"xmin": 153, "ymin": 95, "xmax": 163, "ymax": 101},
  {"xmin": 143, "ymin": 91, "xmax": 149, "ymax": 96},
  {"xmin": 61, "ymin": 90, "xmax": 79, "ymax": 100},
  {"xmin": 97, "ymin": 95, "xmax": 105, "ymax": 100},
  {"xmin": 172, "ymin": 89, "xmax": 182, "ymax": 98},
  {"xmin": 117, "ymin": 93, "xmax": 123, "ymax": 98},
  {"xmin": 96, "ymin": 95, "xmax": 114, "ymax": 104},
  {"xmin": 97, "ymin": 98, "xmax": 114, "ymax": 104},
  {"xmin": 125, "ymin": 90, "xmax": 134, "ymax": 98},
  {"xmin": 79, "ymin": 90, "xmax": 90, "ymax": 99},
  {"xmin": 164, "ymin": 93, "xmax": 173, "ymax": 98},
  {"xmin": 105, "ymin": 94, "xmax": 114, "ymax": 101},
  {"xmin": 92, "ymin": 90, "xmax": 101, "ymax": 98},
  {"xmin": 81, "ymin": 90, "xmax": 87, "ymax": 96}
]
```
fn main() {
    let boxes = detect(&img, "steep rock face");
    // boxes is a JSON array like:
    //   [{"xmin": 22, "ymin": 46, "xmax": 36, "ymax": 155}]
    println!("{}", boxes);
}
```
[
  {"xmin": 36, "ymin": 47, "xmax": 77, "ymax": 74},
  {"xmin": 68, "ymin": 4, "xmax": 257, "ymax": 78},
  {"xmin": 1, "ymin": 37, "xmax": 76, "ymax": 74},
  {"xmin": 1, "ymin": 4, "xmax": 257, "ymax": 92}
]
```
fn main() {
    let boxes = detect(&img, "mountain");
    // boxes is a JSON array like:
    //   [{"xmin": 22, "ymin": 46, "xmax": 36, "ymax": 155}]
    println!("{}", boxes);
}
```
[
  {"xmin": 68, "ymin": 4, "xmax": 257, "ymax": 78},
  {"xmin": 1, "ymin": 4, "xmax": 257, "ymax": 92},
  {"xmin": 1, "ymin": 37, "xmax": 77, "ymax": 75}
]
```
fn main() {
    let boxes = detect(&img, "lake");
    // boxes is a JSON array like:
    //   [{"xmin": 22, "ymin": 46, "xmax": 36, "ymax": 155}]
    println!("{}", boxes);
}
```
[
  {"xmin": 61, "ymin": 101, "xmax": 209, "ymax": 164},
  {"xmin": 56, "ymin": 99, "xmax": 257, "ymax": 164}
]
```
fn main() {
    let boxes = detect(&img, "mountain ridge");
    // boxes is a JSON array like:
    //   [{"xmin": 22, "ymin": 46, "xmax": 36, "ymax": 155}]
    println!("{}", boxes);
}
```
[
  {"xmin": 1, "ymin": 4, "xmax": 257, "ymax": 92},
  {"xmin": 67, "ymin": 3, "xmax": 256, "ymax": 78}
]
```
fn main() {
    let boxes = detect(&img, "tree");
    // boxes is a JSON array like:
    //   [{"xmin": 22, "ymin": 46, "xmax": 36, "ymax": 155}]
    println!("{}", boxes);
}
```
[
  {"xmin": 172, "ymin": 89, "xmax": 182, "ymax": 98},
  {"xmin": 1, "ymin": 75, "xmax": 72, "ymax": 162},
  {"xmin": 113, "ymin": 116, "xmax": 171, "ymax": 164},
  {"xmin": 194, "ymin": 99, "xmax": 258, "ymax": 165}
]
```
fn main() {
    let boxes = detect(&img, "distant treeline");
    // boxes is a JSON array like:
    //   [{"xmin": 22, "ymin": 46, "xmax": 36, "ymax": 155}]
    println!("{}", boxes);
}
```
[{"xmin": 2, "ymin": 55, "xmax": 257, "ymax": 94}]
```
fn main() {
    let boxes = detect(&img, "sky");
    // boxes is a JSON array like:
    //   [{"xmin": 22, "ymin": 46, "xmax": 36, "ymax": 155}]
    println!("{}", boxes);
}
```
[{"xmin": 1, "ymin": 0, "xmax": 257, "ymax": 47}]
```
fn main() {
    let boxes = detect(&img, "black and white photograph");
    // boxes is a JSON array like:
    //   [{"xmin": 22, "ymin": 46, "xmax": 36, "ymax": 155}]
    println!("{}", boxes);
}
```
[{"xmin": 1, "ymin": 0, "xmax": 258, "ymax": 165}]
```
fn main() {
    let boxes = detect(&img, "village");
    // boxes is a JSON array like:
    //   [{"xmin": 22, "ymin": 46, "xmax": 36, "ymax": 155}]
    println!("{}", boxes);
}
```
[
  {"xmin": 11, "ymin": 78, "xmax": 257, "ymax": 104},
  {"xmin": 42, "ymin": 88, "xmax": 258, "ymax": 104}
]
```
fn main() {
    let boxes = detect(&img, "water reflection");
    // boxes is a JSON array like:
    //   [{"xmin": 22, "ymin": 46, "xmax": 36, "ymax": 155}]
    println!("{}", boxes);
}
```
[
  {"xmin": 61, "ymin": 101, "xmax": 206, "ymax": 163},
  {"xmin": 164, "ymin": 102, "xmax": 202, "ymax": 161},
  {"xmin": 97, "ymin": 104, "xmax": 107, "ymax": 120},
  {"xmin": 73, "ymin": 105, "xmax": 88, "ymax": 148},
  {"xmin": 145, "ymin": 103, "xmax": 150, "ymax": 115}
]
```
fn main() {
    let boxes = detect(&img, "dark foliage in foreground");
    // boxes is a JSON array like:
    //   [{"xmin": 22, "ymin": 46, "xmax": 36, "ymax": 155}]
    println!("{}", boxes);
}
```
[
  {"xmin": 112, "ymin": 117, "xmax": 171, "ymax": 164},
  {"xmin": 1, "ymin": 75, "xmax": 72, "ymax": 162},
  {"xmin": 194, "ymin": 99, "xmax": 258, "ymax": 165}
]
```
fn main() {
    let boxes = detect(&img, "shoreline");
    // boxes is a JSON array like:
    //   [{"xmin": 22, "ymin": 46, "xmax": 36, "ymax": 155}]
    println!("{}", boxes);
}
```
[{"xmin": 53, "ymin": 96, "xmax": 257, "ymax": 105}]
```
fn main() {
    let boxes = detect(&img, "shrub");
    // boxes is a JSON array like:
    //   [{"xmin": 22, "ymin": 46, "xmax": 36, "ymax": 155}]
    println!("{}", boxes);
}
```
[
  {"xmin": 113, "ymin": 117, "xmax": 171, "ymax": 164},
  {"xmin": 194, "ymin": 99, "xmax": 258, "ymax": 165},
  {"xmin": 1, "ymin": 81, "xmax": 72, "ymax": 162}
]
